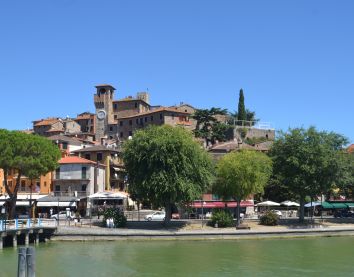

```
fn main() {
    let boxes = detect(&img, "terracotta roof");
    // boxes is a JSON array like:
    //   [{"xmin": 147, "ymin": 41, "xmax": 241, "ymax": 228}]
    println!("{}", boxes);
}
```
[
  {"xmin": 45, "ymin": 127, "xmax": 64, "ymax": 133},
  {"xmin": 118, "ymin": 107, "xmax": 190, "ymax": 120},
  {"xmin": 59, "ymin": 156, "xmax": 97, "ymax": 165},
  {"xmin": 34, "ymin": 118, "xmax": 61, "ymax": 127},
  {"xmin": 76, "ymin": 114, "xmax": 94, "ymax": 120},
  {"xmin": 47, "ymin": 135, "xmax": 83, "ymax": 145},
  {"xmin": 348, "ymin": 144, "xmax": 354, "ymax": 153}
]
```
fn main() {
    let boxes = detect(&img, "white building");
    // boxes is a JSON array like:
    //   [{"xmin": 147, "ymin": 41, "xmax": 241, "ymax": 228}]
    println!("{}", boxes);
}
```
[{"xmin": 53, "ymin": 156, "xmax": 105, "ymax": 197}]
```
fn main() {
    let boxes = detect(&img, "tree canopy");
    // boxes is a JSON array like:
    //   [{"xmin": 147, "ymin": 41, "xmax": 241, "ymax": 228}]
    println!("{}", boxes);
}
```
[
  {"xmin": 213, "ymin": 150, "xmax": 272, "ymax": 225},
  {"xmin": 192, "ymin": 107, "xmax": 230, "ymax": 145},
  {"xmin": 0, "ymin": 129, "xmax": 61, "ymax": 218},
  {"xmin": 123, "ymin": 125, "xmax": 214, "ymax": 224},
  {"xmin": 269, "ymin": 127, "xmax": 349, "ymax": 222}
]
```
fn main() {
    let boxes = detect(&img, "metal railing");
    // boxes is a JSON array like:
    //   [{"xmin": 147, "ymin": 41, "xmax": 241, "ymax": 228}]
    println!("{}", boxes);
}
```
[
  {"xmin": 51, "ymin": 191, "xmax": 88, "ymax": 198},
  {"xmin": 0, "ymin": 219, "xmax": 57, "ymax": 231}
]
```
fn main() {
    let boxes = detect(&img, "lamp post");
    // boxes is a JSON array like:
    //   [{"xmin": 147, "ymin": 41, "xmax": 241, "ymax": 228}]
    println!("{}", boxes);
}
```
[{"xmin": 201, "ymin": 200, "xmax": 206, "ymax": 228}]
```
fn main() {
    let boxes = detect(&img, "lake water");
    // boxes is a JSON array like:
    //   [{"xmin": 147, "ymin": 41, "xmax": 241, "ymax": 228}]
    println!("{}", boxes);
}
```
[{"xmin": 0, "ymin": 237, "xmax": 354, "ymax": 276}]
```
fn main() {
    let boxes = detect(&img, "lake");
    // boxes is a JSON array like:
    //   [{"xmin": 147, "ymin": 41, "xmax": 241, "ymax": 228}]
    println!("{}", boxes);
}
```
[{"xmin": 0, "ymin": 237, "xmax": 353, "ymax": 276}]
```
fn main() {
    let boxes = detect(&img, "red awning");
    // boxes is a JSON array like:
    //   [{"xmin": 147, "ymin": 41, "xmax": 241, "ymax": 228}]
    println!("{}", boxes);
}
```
[{"xmin": 191, "ymin": 201, "xmax": 254, "ymax": 208}]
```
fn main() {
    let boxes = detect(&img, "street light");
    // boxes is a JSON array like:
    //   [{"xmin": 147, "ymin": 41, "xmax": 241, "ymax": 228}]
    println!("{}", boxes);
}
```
[{"xmin": 201, "ymin": 200, "xmax": 206, "ymax": 228}]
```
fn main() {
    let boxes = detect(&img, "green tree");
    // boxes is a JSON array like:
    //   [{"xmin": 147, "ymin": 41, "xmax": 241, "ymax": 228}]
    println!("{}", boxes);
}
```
[
  {"xmin": 213, "ymin": 150, "xmax": 272, "ymax": 226},
  {"xmin": 123, "ymin": 125, "xmax": 214, "ymax": 224},
  {"xmin": 0, "ymin": 129, "xmax": 61, "ymax": 219},
  {"xmin": 192, "ymin": 107, "xmax": 229, "ymax": 144},
  {"xmin": 270, "ymin": 127, "xmax": 348, "ymax": 222},
  {"xmin": 237, "ymin": 89, "xmax": 246, "ymax": 123}
]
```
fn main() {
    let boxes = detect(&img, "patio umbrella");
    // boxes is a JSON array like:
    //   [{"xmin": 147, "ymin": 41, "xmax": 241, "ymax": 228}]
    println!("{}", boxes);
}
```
[
  {"xmin": 280, "ymin": 201, "xmax": 300, "ymax": 207},
  {"xmin": 256, "ymin": 201, "xmax": 280, "ymax": 207},
  {"xmin": 304, "ymin": 202, "xmax": 322, "ymax": 208}
]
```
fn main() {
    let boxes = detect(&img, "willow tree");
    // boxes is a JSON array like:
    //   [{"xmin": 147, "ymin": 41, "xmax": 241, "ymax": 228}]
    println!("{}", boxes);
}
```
[
  {"xmin": 0, "ymin": 129, "xmax": 61, "ymax": 219},
  {"xmin": 123, "ymin": 125, "xmax": 214, "ymax": 224},
  {"xmin": 213, "ymin": 150, "xmax": 272, "ymax": 226}
]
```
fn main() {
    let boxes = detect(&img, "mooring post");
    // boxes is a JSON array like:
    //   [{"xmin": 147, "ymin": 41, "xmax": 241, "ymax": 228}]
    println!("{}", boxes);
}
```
[
  {"xmin": 35, "ymin": 233, "xmax": 39, "ymax": 245},
  {"xmin": 0, "ymin": 234, "xmax": 4, "ymax": 249},
  {"xmin": 13, "ymin": 234, "xmax": 18, "ymax": 248},
  {"xmin": 26, "ymin": 247, "xmax": 36, "ymax": 277},
  {"xmin": 17, "ymin": 247, "xmax": 27, "ymax": 277},
  {"xmin": 25, "ymin": 233, "xmax": 30, "ymax": 246}
]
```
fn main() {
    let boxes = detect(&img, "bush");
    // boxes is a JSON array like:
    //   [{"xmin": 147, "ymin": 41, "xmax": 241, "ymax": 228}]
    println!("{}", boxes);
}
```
[
  {"xmin": 259, "ymin": 211, "xmax": 278, "ymax": 226},
  {"xmin": 103, "ymin": 208, "xmax": 127, "ymax": 228},
  {"xmin": 210, "ymin": 209, "xmax": 234, "ymax": 228}
]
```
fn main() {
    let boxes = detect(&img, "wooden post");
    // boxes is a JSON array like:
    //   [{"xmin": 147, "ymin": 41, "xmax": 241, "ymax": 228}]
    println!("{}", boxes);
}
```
[
  {"xmin": 26, "ymin": 247, "xmax": 36, "ymax": 277},
  {"xmin": 17, "ymin": 247, "xmax": 27, "ymax": 277}
]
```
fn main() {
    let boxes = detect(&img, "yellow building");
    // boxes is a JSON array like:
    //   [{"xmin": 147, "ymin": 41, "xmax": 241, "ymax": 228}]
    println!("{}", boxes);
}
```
[{"xmin": 0, "ymin": 169, "xmax": 52, "ymax": 195}]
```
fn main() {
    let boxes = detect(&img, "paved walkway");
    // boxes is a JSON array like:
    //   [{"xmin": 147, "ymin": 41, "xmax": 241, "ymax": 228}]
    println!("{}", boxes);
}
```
[{"xmin": 53, "ymin": 221, "xmax": 354, "ymax": 241}]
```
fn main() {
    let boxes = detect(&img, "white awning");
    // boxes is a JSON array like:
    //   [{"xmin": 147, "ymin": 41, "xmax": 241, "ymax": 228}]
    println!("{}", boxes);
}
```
[
  {"xmin": 89, "ymin": 191, "xmax": 127, "ymax": 200},
  {"xmin": 37, "ymin": 201, "xmax": 77, "ymax": 207}
]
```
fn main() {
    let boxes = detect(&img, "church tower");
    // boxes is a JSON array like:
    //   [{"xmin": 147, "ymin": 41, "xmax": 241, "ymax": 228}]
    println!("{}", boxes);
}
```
[{"xmin": 94, "ymin": 84, "xmax": 115, "ymax": 142}]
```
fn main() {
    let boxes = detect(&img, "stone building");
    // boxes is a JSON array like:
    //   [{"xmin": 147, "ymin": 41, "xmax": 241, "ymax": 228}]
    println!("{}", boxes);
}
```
[
  {"xmin": 93, "ymin": 84, "xmax": 196, "ymax": 142},
  {"xmin": 33, "ymin": 117, "xmax": 81, "ymax": 137}
]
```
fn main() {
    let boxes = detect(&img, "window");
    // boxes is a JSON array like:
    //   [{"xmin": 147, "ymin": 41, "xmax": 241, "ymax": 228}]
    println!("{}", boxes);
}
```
[
  {"xmin": 62, "ymin": 142, "xmax": 68, "ymax": 150},
  {"xmin": 136, "ymin": 118, "xmax": 139, "ymax": 124},
  {"xmin": 114, "ymin": 103, "xmax": 118, "ymax": 109},
  {"xmin": 114, "ymin": 115, "xmax": 118, "ymax": 120},
  {"xmin": 82, "ymin": 167, "xmax": 87, "ymax": 179},
  {"xmin": 109, "ymin": 126, "xmax": 113, "ymax": 131},
  {"xmin": 97, "ymin": 153, "xmax": 103, "ymax": 161},
  {"xmin": 120, "ymin": 132, "xmax": 123, "ymax": 138},
  {"xmin": 160, "ymin": 113, "xmax": 163, "ymax": 120},
  {"xmin": 129, "ymin": 131, "xmax": 132, "ymax": 137},
  {"xmin": 21, "ymin": 180, "xmax": 26, "ymax": 192},
  {"xmin": 145, "ymin": 117, "xmax": 147, "ymax": 122},
  {"xmin": 55, "ymin": 168, "xmax": 60, "ymax": 179},
  {"xmin": 85, "ymin": 154, "xmax": 91, "ymax": 160},
  {"xmin": 140, "ymin": 118, "xmax": 143, "ymax": 125},
  {"xmin": 44, "ymin": 181, "xmax": 47, "ymax": 187},
  {"xmin": 55, "ymin": 185, "xmax": 60, "ymax": 192},
  {"xmin": 151, "ymin": 116, "xmax": 154, "ymax": 121},
  {"xmin": 82, "ymin": 185, "xmax": 87, "ymax": 192},
  {"xmin": 120, "ymin": 121, "xmax": 123, "ymax": 126},
  {"xmin": 129, "ymin": 120, "xmax": 132, "ymax": 126},
  {"xmin": 135, "ymin": 102, "xmax": 138, "ymax": 108}
]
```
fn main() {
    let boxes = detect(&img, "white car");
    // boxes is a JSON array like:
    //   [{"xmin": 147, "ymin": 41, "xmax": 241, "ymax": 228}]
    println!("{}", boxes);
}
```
[
  {"xmin": 144, "ymin": 211, "xmax": 166, "ymax": 221},
  {"xmin": 51, "ymin": 211, "xmax": 74, "ymax": 220}
]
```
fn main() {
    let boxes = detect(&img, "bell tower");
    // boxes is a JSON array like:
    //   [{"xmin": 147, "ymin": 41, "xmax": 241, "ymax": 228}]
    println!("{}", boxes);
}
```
[{"xmin": 94, "ymin": 84, "xmax": 115, "ymax": 142}]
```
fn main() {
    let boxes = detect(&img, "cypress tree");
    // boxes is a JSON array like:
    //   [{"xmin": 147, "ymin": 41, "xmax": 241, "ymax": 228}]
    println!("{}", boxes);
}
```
[{"xmin": 237, "ymin": 89, "xmax": 246, "ymax": 123}]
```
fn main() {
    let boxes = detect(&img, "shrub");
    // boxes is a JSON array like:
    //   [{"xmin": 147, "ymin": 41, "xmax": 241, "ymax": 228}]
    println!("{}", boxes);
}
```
[
  {"xmin": 210, "ymin": 209, "xmax": 234, "ymax": 228},
  {"xmin": 259, "ymin": 211, "xmax": 278, "ymax": 226},
  {"xmin": 103, "ymin": 208, "xmax": 127, "ymax": 228}
]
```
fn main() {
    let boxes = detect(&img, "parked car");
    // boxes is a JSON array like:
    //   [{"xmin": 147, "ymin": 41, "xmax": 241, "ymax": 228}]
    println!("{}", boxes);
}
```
[
  {"xmin": 144, "ymin": 211, "xmax": 166, "ymax": 221},
  {"xmin": 334, "ymin": 210, "xmax": 354, "ymax": 218},
  {"xmin": 51, "ymin": 211, "xmax": 75, "ymax": 220}
]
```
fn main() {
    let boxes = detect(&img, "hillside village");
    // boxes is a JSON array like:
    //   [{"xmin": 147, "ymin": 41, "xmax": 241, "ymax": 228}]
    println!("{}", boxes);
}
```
[{"xmin": 0, "ymin": 84, "xmax": 275, "ymax": 218}]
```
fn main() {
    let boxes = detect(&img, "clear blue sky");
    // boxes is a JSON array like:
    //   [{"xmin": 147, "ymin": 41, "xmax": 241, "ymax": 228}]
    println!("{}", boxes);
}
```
[{"xmin": 0, "ymin": 0, "xmax": 353, "ymax": 142}]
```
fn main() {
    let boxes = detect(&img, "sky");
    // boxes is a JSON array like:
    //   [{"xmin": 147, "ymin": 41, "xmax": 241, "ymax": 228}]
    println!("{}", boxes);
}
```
[{"xmin": 0, "ymin": 0, "xmax": 353, "ymax": 142}]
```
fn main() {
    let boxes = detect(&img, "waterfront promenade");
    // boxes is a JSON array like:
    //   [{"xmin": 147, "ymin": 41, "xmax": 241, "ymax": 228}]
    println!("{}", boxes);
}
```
[{"xmin": 53, "ymin": 220, "xmax": 354, "ymax": 241}]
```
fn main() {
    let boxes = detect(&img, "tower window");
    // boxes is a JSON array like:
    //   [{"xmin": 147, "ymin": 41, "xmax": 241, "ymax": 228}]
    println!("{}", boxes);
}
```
[{"xmin": 114, "ymin": 103, "xmax": 118, "ymax": 109}]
